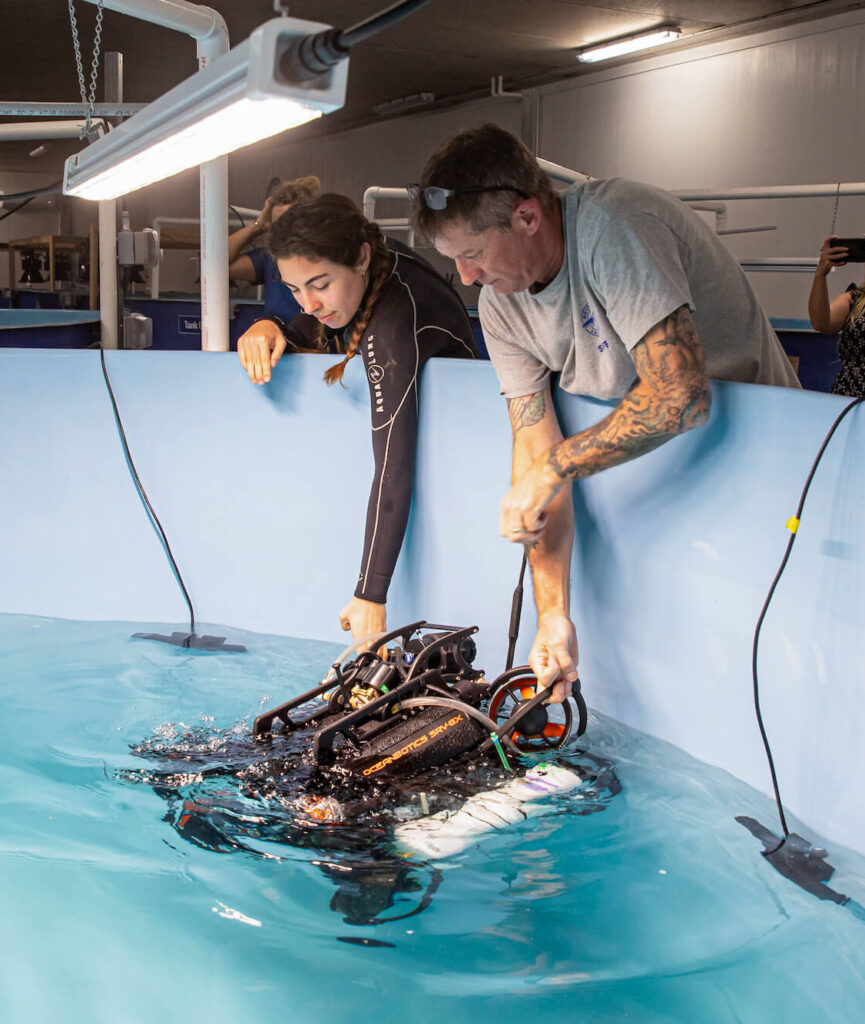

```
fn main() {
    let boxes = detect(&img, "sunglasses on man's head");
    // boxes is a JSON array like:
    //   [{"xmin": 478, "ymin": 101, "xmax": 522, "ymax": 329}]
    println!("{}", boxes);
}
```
[{"xmin": 407, "ymin": 184, "xmax": 530, "ymax": 211}]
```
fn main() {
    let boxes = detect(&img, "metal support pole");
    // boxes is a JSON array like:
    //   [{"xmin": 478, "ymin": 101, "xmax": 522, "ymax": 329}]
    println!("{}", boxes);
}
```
[
  {"xmin": 98, "ymin": 53, "xmax": 124, "ymax": 350},
  {"xmin": 521, "ymin": 89, "xmax": 540, "ymax": 155},
  {"xmin": 197, "ymin": 34, "xmax": 230, "ymax": 351},
  {"xmin": 200, "ymin": 154, "xmax": 229, "ymax": 350}
]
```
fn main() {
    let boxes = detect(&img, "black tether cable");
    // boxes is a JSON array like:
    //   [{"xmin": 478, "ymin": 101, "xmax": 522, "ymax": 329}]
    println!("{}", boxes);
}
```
[
  {"xmin": 340, "ymin": 0, "xmax": 434, "ymax": 47},
  {"xmin": 0, "ymin": 197, "xmax": 34, "ymax": 222},
  {"xmin": 282, "ymin": 0, "xmax": 433, "ymax": 78},
  {"xmin": 229, "ymin": 204, "xmax": 246, "ymax": 228},
  {"xmin": 752, "ymin": 395, "xmax": 864, "ymax": 852},
  {"xmin": 98, "ymin": 347, "xmax": 197, "ymax": 635},
  {"xmin": 505, "ymin": 550, "xmax": 528, "ymax": 672},
  {"xmin": 0, "ymin": 181, "xmax": 63, "ymax": 202}
]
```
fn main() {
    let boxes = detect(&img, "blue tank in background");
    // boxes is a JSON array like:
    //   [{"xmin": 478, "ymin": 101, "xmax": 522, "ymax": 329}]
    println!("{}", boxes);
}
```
[
  {"xmin": 0, "ymin": 300, "xmax": 844, "ymax": 390},
  {"xmin": 0, "ymin": 308, "xmax": 100, "ymax": 348},
  {"xmin": 771, "ymin": 317, "xmax": 840, "ymax": 393}
]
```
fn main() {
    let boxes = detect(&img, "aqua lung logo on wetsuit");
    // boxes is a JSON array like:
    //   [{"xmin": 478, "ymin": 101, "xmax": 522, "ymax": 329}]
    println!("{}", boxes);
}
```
[{"xmin": 366, "ymin": 334, "xmax": 385, "ymax": 413}]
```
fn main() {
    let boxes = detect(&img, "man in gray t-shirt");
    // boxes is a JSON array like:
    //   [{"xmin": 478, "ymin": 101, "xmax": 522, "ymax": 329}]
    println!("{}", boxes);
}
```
[
  {"xmin": 481, "ymin": 177, "xmax": 800, "ymax": 400},
  {"xmin": 411, "ymin": 124, "xmax": 799, "ymax": 702}
]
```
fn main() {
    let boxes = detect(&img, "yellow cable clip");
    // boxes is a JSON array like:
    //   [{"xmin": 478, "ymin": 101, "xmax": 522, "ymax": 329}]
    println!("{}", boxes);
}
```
[{"xmin": 786, "ymin": 515, "xmax": 800, "ymax": 534}]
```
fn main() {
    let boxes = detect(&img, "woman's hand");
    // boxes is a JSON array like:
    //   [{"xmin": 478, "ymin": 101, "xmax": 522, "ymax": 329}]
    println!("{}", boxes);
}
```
[
  {"xmin": 817, "ymin": 236, "xmax": 850, "ymax": 277},
  {"xmin": 237, "ymin": 320, "xmax": 287, "ymax": 385},
  {"xmin": 339, "ymin": 596, "xmax": 388, "ymax": 654}
]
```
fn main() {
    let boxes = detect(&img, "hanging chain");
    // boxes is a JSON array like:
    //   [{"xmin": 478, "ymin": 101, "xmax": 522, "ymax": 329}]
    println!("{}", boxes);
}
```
[
  {"xmin": 68, "ymin": 0, "xmax": 106, "ymax": 140},
  {"xmin": 830, "ymin": 181, "xmax": 841, "ymax": 238}
]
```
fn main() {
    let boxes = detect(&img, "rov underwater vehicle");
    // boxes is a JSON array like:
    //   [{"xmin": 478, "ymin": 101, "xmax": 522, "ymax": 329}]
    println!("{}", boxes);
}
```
[
  {"xmin": 124, "ymin": 618, "xmax": 621, "ymax": 923},
  {"xmin": 252, "ymin": 619, "xmax": 587, "ymax": 777}
]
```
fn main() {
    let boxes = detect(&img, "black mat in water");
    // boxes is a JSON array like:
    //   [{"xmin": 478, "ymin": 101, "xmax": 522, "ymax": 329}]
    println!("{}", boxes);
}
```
[
  {"xmin": 132, "ymin": 631, "xmax": 247, "ymax": 653},
  {"xmin": 736, "ymin": 815, "xmax": 865, "ymax": 922}
]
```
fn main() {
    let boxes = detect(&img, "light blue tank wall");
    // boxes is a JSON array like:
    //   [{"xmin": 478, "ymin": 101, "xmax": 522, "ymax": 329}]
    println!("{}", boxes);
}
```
[{"xmin": 1, "ymin": 349, "xmax": 863, "ymax": 856}]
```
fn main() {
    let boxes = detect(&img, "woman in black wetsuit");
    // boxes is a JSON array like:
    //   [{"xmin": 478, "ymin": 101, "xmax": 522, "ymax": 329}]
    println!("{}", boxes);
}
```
[{"xmin": 237, "ymin": 193, "xmax": 478, "ymax": 644}]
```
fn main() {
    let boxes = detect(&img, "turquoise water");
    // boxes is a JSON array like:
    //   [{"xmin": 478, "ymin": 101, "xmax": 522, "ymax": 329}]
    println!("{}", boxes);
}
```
[{"xmin": 2, "ymin": 613, "xmax": 864, "ymax": 1024}]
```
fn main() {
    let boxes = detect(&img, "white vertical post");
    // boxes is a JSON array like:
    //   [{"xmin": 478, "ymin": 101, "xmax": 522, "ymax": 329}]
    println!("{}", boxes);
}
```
[
  {"xmin": 197, "ymin": 31, "xmax": 230, "ymax": 352},
  {"xmin": 98, "ymin": 199, "xmax": 118, "ymax": 348},
  {"xmin": 199, "ymin": 157, "xmax": 229, "ymax": 350},
  {"xmin": 98, "ymin": 52, "xmax": 123, "ymax": 349}
]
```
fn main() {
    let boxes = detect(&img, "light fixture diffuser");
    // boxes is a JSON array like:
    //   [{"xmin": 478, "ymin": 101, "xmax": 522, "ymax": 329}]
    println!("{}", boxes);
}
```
[
  {"xmin": 63, "ymin": 17, "xmax": 347, "ymax": 201},
  {"xmin": 576, "ymin": 26, "xmax": 682, "ymax": 64}
]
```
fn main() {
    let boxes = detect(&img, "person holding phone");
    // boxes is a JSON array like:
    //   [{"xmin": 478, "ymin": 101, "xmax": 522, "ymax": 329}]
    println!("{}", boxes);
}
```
[{"xmin": 808, "ymin": 235, "xmax": 865, "ymax": 397}]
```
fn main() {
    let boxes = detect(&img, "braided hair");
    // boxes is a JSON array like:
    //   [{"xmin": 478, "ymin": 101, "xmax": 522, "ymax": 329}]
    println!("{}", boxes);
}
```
[{"xmin": 268, "ymin": 193, "xmax": 392, "ymax": 385}]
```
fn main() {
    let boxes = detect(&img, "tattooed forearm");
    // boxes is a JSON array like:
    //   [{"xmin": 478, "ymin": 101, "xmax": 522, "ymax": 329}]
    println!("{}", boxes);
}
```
[
  {"xmin": 507, "ymin": 391, "xmax": 546, "ymax": 435},
  {"xmin": 546, "ymin": 306, "xmax": 711, "ymax": 482}
]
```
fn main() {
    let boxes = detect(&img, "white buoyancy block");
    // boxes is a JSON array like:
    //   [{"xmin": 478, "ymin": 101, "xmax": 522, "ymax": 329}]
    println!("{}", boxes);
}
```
[{"xmin": 393, "ymin": 762, "xmax": 581, "ymax": 859}]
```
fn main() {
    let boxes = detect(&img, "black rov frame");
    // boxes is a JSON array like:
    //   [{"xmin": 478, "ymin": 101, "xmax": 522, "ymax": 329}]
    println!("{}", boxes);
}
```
[{"xmin": 253, "ymin": 619, "xmax": 588, "ymax": 778}]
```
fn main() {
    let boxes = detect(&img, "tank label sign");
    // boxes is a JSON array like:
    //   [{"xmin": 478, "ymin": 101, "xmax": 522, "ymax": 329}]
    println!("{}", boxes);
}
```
[{"xmin": 178, "ymin": 316, "xmax": 201, "ymax": 334}]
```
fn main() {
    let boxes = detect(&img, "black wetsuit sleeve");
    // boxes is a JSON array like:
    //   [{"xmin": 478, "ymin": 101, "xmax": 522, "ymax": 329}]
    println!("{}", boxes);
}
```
[
  {"xmin": 249, "ymin": 312, "xmax": 322, "ymax": 351},
  {"xmin": 353, "ymin": 278, "xmax": 474, "ymax": 604}
]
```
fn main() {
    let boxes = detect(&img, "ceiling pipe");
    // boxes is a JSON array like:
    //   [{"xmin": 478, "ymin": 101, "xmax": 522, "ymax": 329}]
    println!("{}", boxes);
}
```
[
  {"xmin": 0, "ymin": 119, "xmax": 109, "ymax": 140},
  {"xmin": 687, "ymin": 201, "xmax": 775, "ymax": 236},
  {"xmin": 84, "ymin": 0, "xmax": 227, "ymax": 46},
  {"xmin": 536, "ymin": 158, "xmax": 589, "ymax": 185},
  {"xmin": 362, "ymin": 186, "xmax": 409, "ymax": 221},
  {"xmin": 490, "ymin": 75, "xmax": 521, "ymax": 98},
  {"xmin": 674, "ymin": 182, "xmax": 865, "ymax": 201},
  {"xmin": 0, "ymin": 103, "xmax": 144, "ymax": 117},
  {"xmin": 148, "ymin": 211, "xmax": 256, "ymax": 297}
]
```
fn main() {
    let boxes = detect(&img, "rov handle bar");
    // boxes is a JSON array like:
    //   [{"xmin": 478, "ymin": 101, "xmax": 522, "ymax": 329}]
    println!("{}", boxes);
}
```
[
  {"xmin": 253, "ymin": 675, "xmax": 337, "ymax": 737},
  {"xmin": 253, "ymin": 620, "xmax": 432, "ymax": 738},
  {"xmin": 404, "ymin": 625, "xmax": 479, "ymax": 683}
]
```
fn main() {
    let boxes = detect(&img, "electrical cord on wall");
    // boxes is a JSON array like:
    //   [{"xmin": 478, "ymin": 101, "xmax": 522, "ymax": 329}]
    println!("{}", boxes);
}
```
[
  {"xmin": 98, "ymin": 346, "xmax": 197, "ymax": 633},
  {"xmin": 0, "ymin": 197, "xmax": 34, "ymax": 222},
  {"xmin": 751, "ymin": 395, "xmax": 863, "ymax": 852},
  {"xmin": 0, "ymin": 182, "xmax": 63, "ymax": 202},
  {"xmin": 99, "ymin": 348, "xmax": 246, "ymax": 651}
]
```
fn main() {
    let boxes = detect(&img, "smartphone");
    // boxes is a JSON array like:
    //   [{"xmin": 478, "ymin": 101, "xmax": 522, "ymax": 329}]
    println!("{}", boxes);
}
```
[{"xmin": 832, "ymin": 237, "xmax": 865, "ymax": 262}]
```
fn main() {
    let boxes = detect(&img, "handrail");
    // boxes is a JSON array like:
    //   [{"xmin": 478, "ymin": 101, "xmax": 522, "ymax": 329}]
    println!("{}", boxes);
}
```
[
  {"xmin": 673, "ymin": 182, "xmax": 865, "ymax": 201},
  {"xmin": 361, "ymin": 161, "xmax": 590, "ymax": 226},
  {"xmin": 536, "ymin": 158, "xmax": 590, "ymax": 186},
  {"xmin": 738, "ymin": 258, "xmax": 819, "ymax": 272}
]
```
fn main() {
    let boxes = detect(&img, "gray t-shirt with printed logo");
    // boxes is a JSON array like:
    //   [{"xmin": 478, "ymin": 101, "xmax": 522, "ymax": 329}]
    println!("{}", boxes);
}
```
[{"xmin": 479, "ymin": 178, "xmax": 800, "ymax": 399}]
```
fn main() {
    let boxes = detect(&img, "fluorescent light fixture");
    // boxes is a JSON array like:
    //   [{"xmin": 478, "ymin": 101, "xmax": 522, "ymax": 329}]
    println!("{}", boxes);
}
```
[
  {"xmin": 576, "ymin": 26, "xmax": 682, "ymax": 63},
  {"xmin": 63, "ymin": 17, "xmax": 347, "ymax": 201}
]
